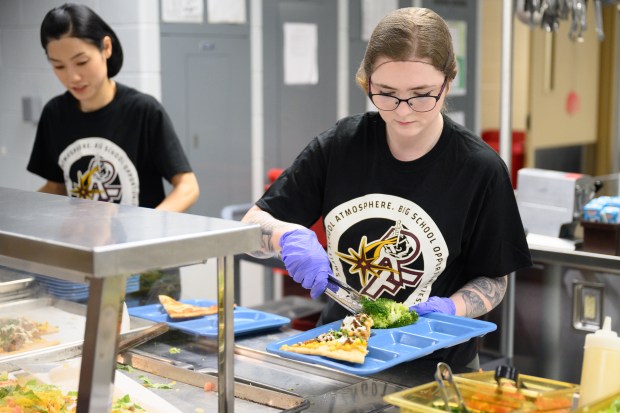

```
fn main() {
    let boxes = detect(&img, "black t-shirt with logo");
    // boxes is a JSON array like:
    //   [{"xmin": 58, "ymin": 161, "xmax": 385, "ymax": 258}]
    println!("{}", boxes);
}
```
[
  {"xmin": 257, "ymin": 112, "xmax": 532, "ymax": 365},
  {"xmin": 27, "ymin": 83, "xmax": 192, "ymax": 208}
]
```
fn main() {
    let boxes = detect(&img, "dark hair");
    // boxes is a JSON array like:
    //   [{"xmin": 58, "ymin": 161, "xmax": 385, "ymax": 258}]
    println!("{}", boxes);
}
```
[{"xmin": 40, "ymin": 3, "xmax": 123, "ymax": 78}]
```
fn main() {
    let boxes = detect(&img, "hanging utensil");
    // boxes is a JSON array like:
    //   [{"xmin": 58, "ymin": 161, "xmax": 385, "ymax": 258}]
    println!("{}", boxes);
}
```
[{"xmin": 435, "ymin": 362, "xmax": 470, "ymax": 413}]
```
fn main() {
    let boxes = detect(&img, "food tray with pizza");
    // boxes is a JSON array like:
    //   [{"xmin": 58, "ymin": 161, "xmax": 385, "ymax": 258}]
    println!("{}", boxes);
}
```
[
  {"xmin": 128, "ymin": 298, "xmax": 291, "ymax": 338},
  {"xmin": 266, "ymin": 313, "xmax": 496, "ymax": 376}
]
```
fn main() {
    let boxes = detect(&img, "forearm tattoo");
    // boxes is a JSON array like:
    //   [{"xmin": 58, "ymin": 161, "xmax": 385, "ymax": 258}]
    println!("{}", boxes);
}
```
[
  {"xmin": 459, "ymin": 276, "xmax": 508, "ymax": 318},
  {"xmin": 244, "ymin": 211, "xmax": 288, "ymax": 259}
]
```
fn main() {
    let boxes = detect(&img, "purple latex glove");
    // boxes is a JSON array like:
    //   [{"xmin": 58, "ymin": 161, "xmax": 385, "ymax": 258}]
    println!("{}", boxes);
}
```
[
  {"xmin": 409, "ymin": 297, "xmax": 456, "ymax": 316},
  {"xmin": 280, "ymin": 228, "xmax": 330, "ymax": 299}
]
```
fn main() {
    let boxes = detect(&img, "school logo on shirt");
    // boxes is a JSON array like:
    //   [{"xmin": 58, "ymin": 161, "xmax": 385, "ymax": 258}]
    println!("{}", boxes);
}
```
[
  {"xmin": 324, "ymin": 194, "xmax": 448, "ymax": 307},
  {"xmin": 58, "ymin": 137, "xmax": 139, "ymax": 205}
]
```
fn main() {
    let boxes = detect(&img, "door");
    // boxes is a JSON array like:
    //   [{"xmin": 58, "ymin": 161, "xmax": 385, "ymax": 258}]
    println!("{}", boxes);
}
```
[
  {"xmin": 263, "ymin": 0, "xmax": 339, "ymax": 169},
  {"xmin": 161, "ymin": 34, "xmax": 251, "ymax": 217}
]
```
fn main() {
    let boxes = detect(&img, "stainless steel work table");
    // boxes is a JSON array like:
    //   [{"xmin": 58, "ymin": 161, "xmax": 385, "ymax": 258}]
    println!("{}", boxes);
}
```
[{"xmin": 0, "ymin": 187, "xmax": 261, "ymax": 412}]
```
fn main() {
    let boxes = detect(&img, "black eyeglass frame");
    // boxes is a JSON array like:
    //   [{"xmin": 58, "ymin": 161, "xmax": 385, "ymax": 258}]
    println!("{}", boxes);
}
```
[{"xmin": 367, "ymin": 76, "xmax": 448, "ymax": 113}]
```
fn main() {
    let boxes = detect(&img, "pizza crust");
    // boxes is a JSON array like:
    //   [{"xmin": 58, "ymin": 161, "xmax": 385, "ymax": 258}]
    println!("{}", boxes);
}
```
[
  {"xmin": 280, "ymin": 341, "xmax": 367, "ymax": 364},
  {"xmin": 159, "ymin": 295, "xmax": 219, "ymax": 319},
  {"xmin": 279, "ymin": 313, "xmax": 373, "ymax": 364}
]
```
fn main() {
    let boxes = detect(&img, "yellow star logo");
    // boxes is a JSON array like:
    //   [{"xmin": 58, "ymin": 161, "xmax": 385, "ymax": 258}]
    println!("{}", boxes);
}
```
[
  {"xmin": 336, "ymin": 236, "xmax": 399, "ymax": 286},
  {"xmin": 70, "ymin": 166, "xmax": 104, "ymax": 200}
]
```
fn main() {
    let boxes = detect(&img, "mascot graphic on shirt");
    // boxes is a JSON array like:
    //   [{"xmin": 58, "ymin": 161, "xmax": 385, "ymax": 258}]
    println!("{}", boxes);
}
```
[
  {"xmin": 58, "ymin": 137, "xmax": 140, "ymax": 206},
  {"xmin": 325, "ymin": 194, "xmax": 448, "ymax": 307}
]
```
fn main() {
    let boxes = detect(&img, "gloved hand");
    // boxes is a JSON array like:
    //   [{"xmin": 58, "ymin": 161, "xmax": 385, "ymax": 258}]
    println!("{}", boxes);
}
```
[
  {"xmin": 409, "ymin": 297, "xmax": 456, "ymax": 316},
  {"xmin": 280, "ymin": 228, "xmax": 330, "ymax": 299}
]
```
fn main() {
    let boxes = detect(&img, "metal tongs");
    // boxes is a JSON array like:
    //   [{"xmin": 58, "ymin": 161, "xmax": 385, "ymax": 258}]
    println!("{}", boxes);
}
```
[
  {"xmin": 324, "ymin": 275, "xmax": 364, "ymax": 313},
  {"xmin": 435, "ymin": 362, "xmax": 470, "ymax": 413}
]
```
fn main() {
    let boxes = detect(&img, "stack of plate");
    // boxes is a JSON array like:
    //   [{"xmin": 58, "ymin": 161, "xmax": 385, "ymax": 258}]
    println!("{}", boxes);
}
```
[{"xmin": 35, "ymin": 274, "xmax": 140, "ymax": 302}]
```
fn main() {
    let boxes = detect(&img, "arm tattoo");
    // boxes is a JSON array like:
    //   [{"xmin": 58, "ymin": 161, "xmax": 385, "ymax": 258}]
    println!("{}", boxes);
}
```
[
  {"xmin": 243, "ymin": 210, "xmax": 291, "ymax": 259},
  {"xmin": 459, "ymin": 276, "xmax": 508, "ymax": 318}
]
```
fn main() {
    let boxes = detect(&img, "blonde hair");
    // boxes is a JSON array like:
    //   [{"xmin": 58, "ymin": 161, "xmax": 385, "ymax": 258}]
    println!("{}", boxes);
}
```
[{"xmin": 355, "ymin": 7, "xmax": 457, "ymax": 94}]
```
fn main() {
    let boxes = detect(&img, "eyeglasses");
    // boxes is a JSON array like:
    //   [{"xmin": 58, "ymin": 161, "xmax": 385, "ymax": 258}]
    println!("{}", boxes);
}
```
[{"xmin": 368, "ymin": 76, "xmax": 448, "ymax": 112}]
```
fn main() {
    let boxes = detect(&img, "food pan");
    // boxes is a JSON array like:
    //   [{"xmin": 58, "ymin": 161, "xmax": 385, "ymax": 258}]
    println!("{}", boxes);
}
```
[
  {"xmin": 0, "ymin": 272, "xmax": 34, "ymax": 294},
  {"xmin": 455, "ymin": 370, "xmax": 578, "ymax": 413},
  {"xmin": 456, "ymin": 371, "xmax": 578, "ymax": 394},
  {"xmin": 384, "ymin": 377, "xmax": 538, "ymax": 413}
]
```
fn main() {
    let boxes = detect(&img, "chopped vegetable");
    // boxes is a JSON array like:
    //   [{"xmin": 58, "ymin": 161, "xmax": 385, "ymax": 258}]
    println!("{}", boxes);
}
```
[
  {"xmin": 116, "ymin": 363, "xmax": 134, "ymax": 372},
  {"xmin": 112, "ymin": 394, "xmax": 145, "ymax": 412},
  {"xmin": 203, "ymin": 382, "xmax": 215, "ymax": 392},
  {"xmin": 598, "ymin": 399, "xmax": 620, "ymax": 413},
  {"xmin": 169, "ymin": 347, "xmax": 181, "ymax": 354},
  {"xmin": 138, "ymin": 375, "xmax": 176, "ymax": 389},
  {"xmin": 361, "ymin": 296, "xmax": 418, "ymax": 329}
]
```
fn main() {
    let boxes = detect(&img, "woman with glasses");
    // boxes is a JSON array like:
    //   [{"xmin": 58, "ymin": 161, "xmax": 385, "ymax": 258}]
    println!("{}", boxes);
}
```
[
  {"xmin": 243, "ymin": 7, "xmax": 530, "ymax": 368},
  {"xmin": 28, "ymin": 3, "xmax": 199, "ymax": 303}
]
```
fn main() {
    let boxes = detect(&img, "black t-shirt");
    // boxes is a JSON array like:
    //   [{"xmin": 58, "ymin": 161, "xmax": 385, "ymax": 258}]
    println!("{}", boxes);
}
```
[
  {"xmin": 27, "ymin": 83, "xmax": 192, "ymax": 208},
  {"xmin": 257, "ymin": 112, "xmax": 532, "ymax": 365}
]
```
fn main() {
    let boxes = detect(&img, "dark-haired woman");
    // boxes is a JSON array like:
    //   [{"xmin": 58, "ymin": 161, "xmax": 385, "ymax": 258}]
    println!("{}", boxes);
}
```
[
  {"xmin": 28, "ymin": 3, "xmax": 199, "ymax": 211},
  {"xmin": 28, "ymin": 3, "xmax": 199, "ymax": 302}
]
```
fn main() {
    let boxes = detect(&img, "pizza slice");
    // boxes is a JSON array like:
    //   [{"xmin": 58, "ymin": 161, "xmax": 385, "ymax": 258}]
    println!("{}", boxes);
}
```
[
  {"xmin": 158, "ymin": 295, "xmax": 219, "ymax": 319},
  {"xmin": 279, "ymin": 313, "xmax": 373, "ymax": 364}
]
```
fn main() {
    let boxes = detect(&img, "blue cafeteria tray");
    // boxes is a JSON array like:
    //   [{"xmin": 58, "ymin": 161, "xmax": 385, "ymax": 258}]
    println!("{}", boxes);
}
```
[
  {"xmin": 128, "ymin": 299, "xmax": 291, "ymax": 337},
  {"xmin": 266, "ymin": 313, "xmax": 497, "ymax": 375}
]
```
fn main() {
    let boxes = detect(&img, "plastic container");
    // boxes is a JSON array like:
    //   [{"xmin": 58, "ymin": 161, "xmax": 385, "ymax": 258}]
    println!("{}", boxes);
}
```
[
  {"xmin": 581, "ymin": 221, "xmax": 620, "ymax": 256},
  {"xmin": 457, "ymin": 371, "xmax": 578, "ymax": 395},
  {"xmin": 456, "ymin": 370, "xmax": 577, "ymax": 413},
  {"xmin": 578, "ymin": 317, "xmax": 620, "ymax": 407},
  {"xmin": 383, "ymin": 376, "xmax": 540, "ymax": 413}
]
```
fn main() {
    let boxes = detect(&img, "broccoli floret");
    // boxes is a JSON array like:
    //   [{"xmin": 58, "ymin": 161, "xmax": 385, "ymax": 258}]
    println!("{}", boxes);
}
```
[{"xmin": 361, "ymin": 297, "xmax": 419, "ymax": 329}]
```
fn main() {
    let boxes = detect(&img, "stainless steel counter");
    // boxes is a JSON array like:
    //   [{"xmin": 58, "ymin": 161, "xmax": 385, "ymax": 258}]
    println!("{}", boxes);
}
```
[
  {"xmin": 528, "ymin": 239, "xmax": 620, "ymax": 276},
  {"xmin": 0, "ymin": 187, "xmax": 261, "ymax": 412},
  {"xmin": 116, "ymin": 326, "xmax": 475, "ymax": 412}
]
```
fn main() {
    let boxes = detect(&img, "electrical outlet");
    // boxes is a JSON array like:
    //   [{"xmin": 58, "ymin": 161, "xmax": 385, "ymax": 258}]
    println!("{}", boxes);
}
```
[{"xmin": 572, "ymin": 281, "xmax": 604, "ymax": 332}]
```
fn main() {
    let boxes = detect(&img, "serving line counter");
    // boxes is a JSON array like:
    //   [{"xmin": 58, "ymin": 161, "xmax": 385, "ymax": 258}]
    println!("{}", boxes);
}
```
[
  {"xmin": 0, "ymin": 187, "xmax": 261, "ymax": 412},
  {"xmin": 112, "ymin": 326, "xmax": 475, "ymax": 412}
]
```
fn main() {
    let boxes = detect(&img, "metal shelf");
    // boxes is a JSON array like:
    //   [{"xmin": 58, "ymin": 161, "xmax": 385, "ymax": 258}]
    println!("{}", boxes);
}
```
[{"xmin": 0, "ymin": 187, "xmax": 261, "ymax": 412}]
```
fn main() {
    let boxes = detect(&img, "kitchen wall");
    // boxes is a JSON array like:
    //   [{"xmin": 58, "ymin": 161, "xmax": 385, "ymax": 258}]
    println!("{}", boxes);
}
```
[
  {"xmin": 0, "ymin": 0, "xmax": 227, "ymax": 304},
  {"xmin": 0, "ymin": 0, "xmax": 161, "ymax": 192}
]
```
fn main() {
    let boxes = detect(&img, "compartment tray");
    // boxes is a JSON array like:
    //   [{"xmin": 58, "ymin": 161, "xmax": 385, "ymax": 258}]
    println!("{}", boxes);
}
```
[{"xmin": 266, "ymin": 313, "xmax": 496, "ymax": 375}]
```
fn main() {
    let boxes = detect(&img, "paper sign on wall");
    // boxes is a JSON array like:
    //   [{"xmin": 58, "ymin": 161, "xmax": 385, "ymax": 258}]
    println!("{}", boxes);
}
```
[
  {"xmin": 208, "ymin": 0, "xmax": 247, "ymax": 24},
  {"xmin": 162, "ymin": 0, "xmax": 203, "ymax": 23},
  {"xmin": 283, "ymin": 23, "xmax": 318, "ymax": 85}
]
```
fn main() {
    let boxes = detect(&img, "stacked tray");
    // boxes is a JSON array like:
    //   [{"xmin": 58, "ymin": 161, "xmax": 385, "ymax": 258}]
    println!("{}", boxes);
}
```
[{"xmin": 35, "ymin": 274, "xmax": 140, "ymax": 301}]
